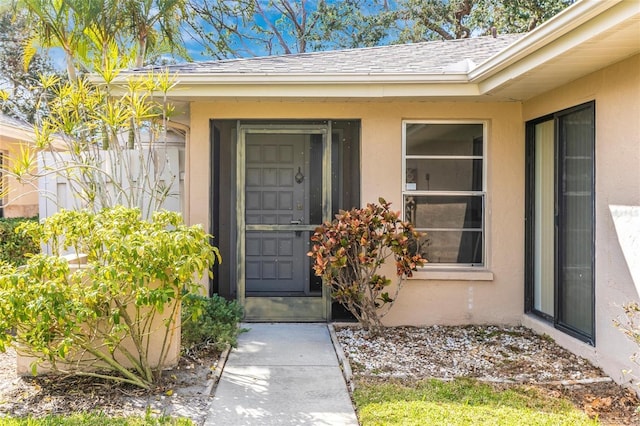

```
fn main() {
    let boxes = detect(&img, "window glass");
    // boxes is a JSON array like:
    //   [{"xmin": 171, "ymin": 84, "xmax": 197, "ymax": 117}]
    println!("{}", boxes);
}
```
[
  {"xmin": 406, "ymin": 159, "xmax": 482, "ymax": 191},
  {"xmin": 404, "ymin": 195, "xmax": 483, "ymax": 229},
  {"xmin": 418, "ymin": 231, "xmax": 483, "ymax": 264},
  {"xmin": 403, "ymin": 122, "xmax": 485, "ymax": 266},
  {"xmin": 406, "ymin": 123, "xmax": 483, "ymax": 156},
  {"xmin": 331, "ymin": 120, "xmax": 361, "ymax": 217}
]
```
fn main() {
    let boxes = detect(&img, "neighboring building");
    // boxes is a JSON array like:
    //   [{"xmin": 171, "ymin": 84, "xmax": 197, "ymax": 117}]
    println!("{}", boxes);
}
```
[
  {"xmin": 122, "ymin": 1, "xmax": 640, "ymax": 389},
  {"xmin": 0, "ymin": 114, "xmax": 39, "ymax": 218}
]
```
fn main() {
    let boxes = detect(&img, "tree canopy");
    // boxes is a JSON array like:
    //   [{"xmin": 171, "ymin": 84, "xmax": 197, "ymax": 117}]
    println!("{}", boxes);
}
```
[
  {"xmin": 4, "ymin": 0, "xmax": 576, "ymax": 68},
  {"xmin": 394, "ymin": 0, "xmax": 574, "ymax": 43},
  {"xmin": 184, "ymin": 0, "xmax": 398, "ymax": 58},
  {"xmin": 184, "ymin": 0, "xmax": 574, "ymax": 58},
  {"xmin": 0, "ymin": 6, "xmax": 58, "ymax": 123},
  {"xmin": 16, "ymin": 0, "xmax": 189, "ymax": 81}
]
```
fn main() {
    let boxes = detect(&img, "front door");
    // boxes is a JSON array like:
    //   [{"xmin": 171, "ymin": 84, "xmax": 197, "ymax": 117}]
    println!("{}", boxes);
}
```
[{"xmin": 237, "ymin": 126, "xmax": 330, "ymax": 321}]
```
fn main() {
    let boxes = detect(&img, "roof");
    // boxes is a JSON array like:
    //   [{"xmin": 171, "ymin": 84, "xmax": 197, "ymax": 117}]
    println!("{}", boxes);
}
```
[
  {"xmin": 156, "ymin": 35, "xmax": 523, "ymax": 75},
  {"xmin": 117, "ymin": 0, "xmax": 640, "ymax": 102},
  {"xmin": 0, "ymin": 114, "xmax": 68, "ymax": 150},
  {"xmin": 0, "ymin": 113, "xmax": 35, "ymax": 142},
  {"xmin": 0, "ymin": 113, "xmax": 32, "ymax": 131}
]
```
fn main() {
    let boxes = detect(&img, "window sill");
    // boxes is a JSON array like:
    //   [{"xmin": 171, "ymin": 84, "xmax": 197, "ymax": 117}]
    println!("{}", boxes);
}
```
[{"xmin": 408, "ymin": 269, "xmax": 494, "ymax": 281}]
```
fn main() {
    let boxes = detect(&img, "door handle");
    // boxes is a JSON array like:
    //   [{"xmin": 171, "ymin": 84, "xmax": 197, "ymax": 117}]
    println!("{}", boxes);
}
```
[{"xmin": 291, "ymin": 220, "xmax": 303, "ymax": 237}]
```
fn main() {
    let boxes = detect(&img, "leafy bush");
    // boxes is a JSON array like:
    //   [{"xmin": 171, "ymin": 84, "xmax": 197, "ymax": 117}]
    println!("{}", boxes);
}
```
[
  {"xmin": 0, "ymin": 217, "xmax": 39, "ymax": 265},
  {"xmin": 181, "ymin": 294, "xmax": 245, "ymax": 351},
  {"xmin": 0, "ymin": 207, "xmax": 220, "ymax": 389},
  {"xmin": 309, "ymin": 198, "xmax": 426, "ymax": 335}
]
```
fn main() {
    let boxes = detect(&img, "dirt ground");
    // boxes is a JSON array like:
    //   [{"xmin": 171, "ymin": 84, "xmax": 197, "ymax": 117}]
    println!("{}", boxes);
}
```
[{"xmin": 0, "ymin": 345, "xmax": 221, "ymax": 424}]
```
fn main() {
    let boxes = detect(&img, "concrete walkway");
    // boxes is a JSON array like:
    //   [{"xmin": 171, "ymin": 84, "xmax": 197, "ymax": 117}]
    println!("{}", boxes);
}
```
[{"xmin": 205, "ymin": 323, "xmax": 359, "ymax": 426}]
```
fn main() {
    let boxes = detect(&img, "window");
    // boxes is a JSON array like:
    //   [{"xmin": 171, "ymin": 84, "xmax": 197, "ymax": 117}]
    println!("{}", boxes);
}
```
[
  {"xmin": 525, "ymin": 101, "xmax": 595, "ymax": 344},
  {"xmin": 403, "ymin": 121, "xmax": 485, "ymax": 266}
]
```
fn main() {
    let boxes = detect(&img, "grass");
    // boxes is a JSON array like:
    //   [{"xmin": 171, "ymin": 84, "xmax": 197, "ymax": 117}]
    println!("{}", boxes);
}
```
[
  {"xmin": 0, "ymin": 412, "xmax": 193, "ymax": 426},
  {"xmin": 353, "ymin": 378, "xmax": 599, "ymax": 426}
]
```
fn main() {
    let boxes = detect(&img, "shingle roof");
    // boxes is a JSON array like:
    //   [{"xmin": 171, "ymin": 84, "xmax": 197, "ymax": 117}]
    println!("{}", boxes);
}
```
[
  {"xmin": 0, "ymin": 113, "xmax": 32, "ymax": 130},
  {"xmin": 152, "ymin": 34, "xmax": 523, "ymax": 75}
]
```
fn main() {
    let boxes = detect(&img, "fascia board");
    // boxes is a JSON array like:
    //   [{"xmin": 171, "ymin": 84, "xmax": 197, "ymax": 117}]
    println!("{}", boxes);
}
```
[
  {"xmin": 106, "ymin": 74, "xmax": 477, "ymax": 99},
  {"xmin": 0, "ymin": 121, "xmax": 65, "ymax": 149},
  {"xmin": 469, "ymin": 1, "xmax": 640, "ymax": 94},
  {"xmin": 155, "ymin": 82, "xmax": 481, "ymax": 99},
  {"xmin": 477, "ymin": 1, "xmax": 639, "ymax": 96},
  {"xmin": 117, "ymin": 72, "xmax": 470, "ymax": 85},
  {"xmin": 170, "ymin": 73, "xmax": 468, "ymax": 85},
  {"xmin": 469, "ymin": 0, "xmax": 625, "ymax": 83}
]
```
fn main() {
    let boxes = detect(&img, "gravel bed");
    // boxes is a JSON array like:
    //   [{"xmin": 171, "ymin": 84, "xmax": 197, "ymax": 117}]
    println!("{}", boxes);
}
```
[
  {"xmin": 335, "ymin": 324, "xmax": 607, "ymax": 383},
  {"xmin": 335, "ymin": 324, "xmax": 640, "ymax": 424}
]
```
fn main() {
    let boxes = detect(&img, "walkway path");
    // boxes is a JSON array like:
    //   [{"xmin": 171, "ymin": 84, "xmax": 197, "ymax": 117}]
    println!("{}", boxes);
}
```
[{"xmin": 205, "ymin": 323, "xmax": 359, "ymax": 426}]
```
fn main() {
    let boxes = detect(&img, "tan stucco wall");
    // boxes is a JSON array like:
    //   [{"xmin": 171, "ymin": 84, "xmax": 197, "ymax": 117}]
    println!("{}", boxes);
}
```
[
  {"xmin": 186, "ymin": 54, "xmax": 640, "ymax": 390},
  {"xmin": 522, "ymin": 54, "xmax": 640, "ymax": 388},
  {"xmin": 0, "ymin": 134, "xmax": 38, "ymax": 218},
  {"xmin": 189, "ymin": 100, "xmax": 525, "ymax": 327}
]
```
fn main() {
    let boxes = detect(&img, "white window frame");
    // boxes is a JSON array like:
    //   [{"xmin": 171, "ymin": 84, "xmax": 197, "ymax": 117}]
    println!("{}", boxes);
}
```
[{"xmin": 402, "ymin": 120, "xmax": 488, "ymax": 269}]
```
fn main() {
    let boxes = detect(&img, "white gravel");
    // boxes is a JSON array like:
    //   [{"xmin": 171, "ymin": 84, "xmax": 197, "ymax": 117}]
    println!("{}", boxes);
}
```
[{"xmin": 335, "ymin": 324, "xmax": 607, "ymax": 383}]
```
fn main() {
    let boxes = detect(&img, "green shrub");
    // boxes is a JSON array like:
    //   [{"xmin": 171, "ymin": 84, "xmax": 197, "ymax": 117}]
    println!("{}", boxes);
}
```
[
  {"xmin": 0, "ymin": 216, "xmax": 39, "ymax": 266},
  {"xmin": 0, "ymin": 207, "xmax": 220, "ymax": 389},
  {"xmin": 182, "ymin": 294, "xmax": 244, "ymax": 351}
]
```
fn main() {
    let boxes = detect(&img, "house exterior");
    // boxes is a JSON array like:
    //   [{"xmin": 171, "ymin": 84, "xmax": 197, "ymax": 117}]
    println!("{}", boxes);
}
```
[
  {"xmin": 122, "ymin": 0, "xmax": 640, "ymax": 388},
  {"xmin": 0, "ymin": 114, "xmax": 39, "ymax": 218}
]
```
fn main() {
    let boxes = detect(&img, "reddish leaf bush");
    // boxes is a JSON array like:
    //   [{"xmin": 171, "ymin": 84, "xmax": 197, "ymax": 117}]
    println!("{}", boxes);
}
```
[{"xmin": 309, "ymin": 198, "xmax": 426, "ymax": 334}]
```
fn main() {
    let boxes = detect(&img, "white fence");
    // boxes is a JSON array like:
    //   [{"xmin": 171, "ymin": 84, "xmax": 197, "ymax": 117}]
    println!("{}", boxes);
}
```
[{"xmin": 38, "ymin": 146, "xmax": 185, "ymax": 220}]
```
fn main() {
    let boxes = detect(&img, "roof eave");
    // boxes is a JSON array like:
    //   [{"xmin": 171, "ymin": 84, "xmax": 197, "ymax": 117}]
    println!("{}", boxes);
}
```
[
  {"xmin": 117, "ymin": 72, "xmax": 470, "ymax": 85},
  {"xmin": 158, "ymin": 81, "xmax": 483, "ymax": 99},
  {"xmin": 108, "ymin": 73, "xmax": 481, "ymax": 99},
  {"xmin": 469, "ymin": 0, "xmax": 635, "ymax": 92}
]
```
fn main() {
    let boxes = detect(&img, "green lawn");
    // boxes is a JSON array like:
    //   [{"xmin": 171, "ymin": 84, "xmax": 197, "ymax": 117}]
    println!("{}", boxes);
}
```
[
  {"xmin": 353, "ymin": 378, "xmax": 599, "ymax": 426},
  {"xmin": 0, "ymin": 412, "xmax": 192, "ymax": 426}
]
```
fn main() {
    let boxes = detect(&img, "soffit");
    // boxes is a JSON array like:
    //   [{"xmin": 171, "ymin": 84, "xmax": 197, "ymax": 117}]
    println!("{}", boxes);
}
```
[{"xmin": 478, "ymin": 6, "xmax": 640, "ymax": 101}]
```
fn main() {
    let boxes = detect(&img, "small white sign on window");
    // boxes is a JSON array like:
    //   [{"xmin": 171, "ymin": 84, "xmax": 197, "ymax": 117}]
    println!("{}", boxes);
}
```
[{"xmin": 406, "ymin": 182, "xmax": 417, "ymax": 191}]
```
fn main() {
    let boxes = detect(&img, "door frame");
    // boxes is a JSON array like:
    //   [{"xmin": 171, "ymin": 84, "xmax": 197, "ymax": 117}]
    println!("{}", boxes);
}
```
[
  {"xmin": 524, "ymin": 101, "xmax": 596, "ymax": 344},
  {"xmin": 236, "ymin": 123, "xmax": 333, "ymax": 321}
]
